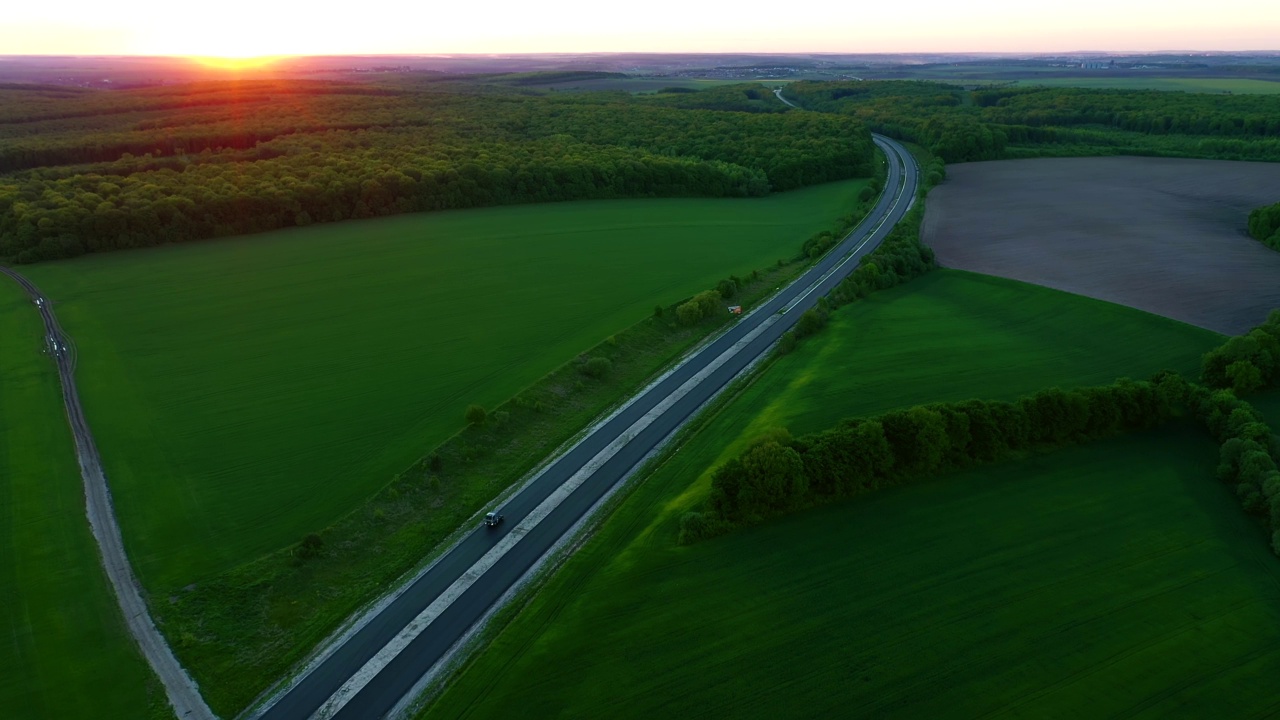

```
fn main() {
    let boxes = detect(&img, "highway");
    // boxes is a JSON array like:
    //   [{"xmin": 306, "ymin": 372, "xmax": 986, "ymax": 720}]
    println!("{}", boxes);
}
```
[
  {"xmin": 0, "ymin": 267, "xmax": 216, "ymax": 720},
  {"xmin": 256, "ymin": 133, "xmax": 920, "ymax": 720}
]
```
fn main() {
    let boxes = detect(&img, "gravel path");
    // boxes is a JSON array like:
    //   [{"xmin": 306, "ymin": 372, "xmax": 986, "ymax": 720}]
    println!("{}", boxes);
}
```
[
  {"xmin": 1, "ymin": 266, "xmax": 216, "ymax": 720},
  {"xmin": 921, "ymin": 157, "xmax": 1280, "ymax": 335}
]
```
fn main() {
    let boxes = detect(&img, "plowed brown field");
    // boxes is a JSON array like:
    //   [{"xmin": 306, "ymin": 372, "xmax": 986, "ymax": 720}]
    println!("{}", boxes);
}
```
[{"xmin": 921, "ymin": 157, "xmax": 1280, "ymax": 334}]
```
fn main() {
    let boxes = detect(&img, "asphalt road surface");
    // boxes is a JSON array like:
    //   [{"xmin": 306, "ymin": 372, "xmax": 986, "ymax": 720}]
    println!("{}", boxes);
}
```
[
  {"xmin": 257, "ymin": 134, "xmax": 920, "ymax": 720},
  {"xmin": 0, "ymin": 266, "xmax": 215, "ymax": 720}
]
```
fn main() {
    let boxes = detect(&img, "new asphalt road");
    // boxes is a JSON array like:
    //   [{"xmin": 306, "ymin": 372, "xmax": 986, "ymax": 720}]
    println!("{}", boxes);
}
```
[{"xmin": 259, "ymin": 134, "xmax": 920, "ymax": 720}]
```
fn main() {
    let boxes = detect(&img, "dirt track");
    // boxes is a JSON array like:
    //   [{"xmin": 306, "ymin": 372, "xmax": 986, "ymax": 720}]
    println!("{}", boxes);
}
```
[
  {"xmin": 0, "ymin": 267, "xmax": 215, "ymax": 720},
  {"xmin": 921, "ymin": 157, "xmax": 1280, "ymax": 335}
]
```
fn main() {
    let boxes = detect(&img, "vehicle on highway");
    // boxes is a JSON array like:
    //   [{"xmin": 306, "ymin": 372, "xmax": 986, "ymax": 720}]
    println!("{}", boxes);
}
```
[{"xmin": 483, "ymin": 512, "xmax": 504, "ymax": 528}]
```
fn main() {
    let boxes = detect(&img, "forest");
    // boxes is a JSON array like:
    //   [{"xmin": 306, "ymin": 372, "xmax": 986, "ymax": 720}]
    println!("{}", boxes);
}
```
[
  {"xmin": 9, "ymin": 75, "xmax": 1280, "ymax": 263},
  {"xmin": 0, "ymin": 81, "xmax": 871, "ymax": 262},
  {"xmin": 785, "ymin": 80, "xmax": 1280, "ymax": 164}
]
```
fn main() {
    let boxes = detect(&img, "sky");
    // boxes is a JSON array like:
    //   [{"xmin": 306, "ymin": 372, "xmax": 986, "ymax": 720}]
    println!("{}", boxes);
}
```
[{"xmin": 2, "ymin": 0, "xmax": 1277, "ymax": 56}]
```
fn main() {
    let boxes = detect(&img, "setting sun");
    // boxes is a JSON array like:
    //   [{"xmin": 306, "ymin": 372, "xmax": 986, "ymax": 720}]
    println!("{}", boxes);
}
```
[{"xmin": 187, "ymin": 55, "xmax": 289, "ymax": 71}]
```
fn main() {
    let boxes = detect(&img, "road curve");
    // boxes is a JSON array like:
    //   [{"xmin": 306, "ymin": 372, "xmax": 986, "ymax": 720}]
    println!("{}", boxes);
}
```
[
  {"xmin": 256, "ymin": 134, "xmax": 920, "ymax": 720},
  {"xmin": 0, "ymin": 267, "xmax": 217, "ymax": 720}
]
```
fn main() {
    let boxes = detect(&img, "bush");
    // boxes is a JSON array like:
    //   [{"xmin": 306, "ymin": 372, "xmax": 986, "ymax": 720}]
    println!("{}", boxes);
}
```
[
  {"xmin": 579, "ymin": 356, "xmax": 612, "ymax": 379},
  {"xmin": 464, "ymin": 404, "xmax": 487, "ymax": 426},
  {"xmin": 295, "ymin": 533, "xmax": 324, "ymax": 561},
  {"xmin": 675, "ymin": 289, "xmax": 725, "ymax": 326},
  {"xmin": 1201, "ymin": 311, "xmax": 1280, "ymax": 393}
]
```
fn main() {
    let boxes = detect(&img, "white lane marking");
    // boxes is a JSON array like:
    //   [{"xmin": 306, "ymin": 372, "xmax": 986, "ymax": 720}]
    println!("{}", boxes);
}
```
[
  {"xmin": 311, "ymin": 313, "xmax": 782, "ymax": 719},
  {"xmin": 782, "ymin": 147, "xmax": 908, "ymax": 314},
  {"xmin": 308, "ymin": 137, "xmax": 915, "ymax": 720}
]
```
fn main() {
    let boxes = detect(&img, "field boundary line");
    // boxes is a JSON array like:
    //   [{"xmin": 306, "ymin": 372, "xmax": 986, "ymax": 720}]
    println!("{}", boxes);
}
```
[{"xmin": 0, "ymin": 266, "xmax": 217, "ymax": 720}]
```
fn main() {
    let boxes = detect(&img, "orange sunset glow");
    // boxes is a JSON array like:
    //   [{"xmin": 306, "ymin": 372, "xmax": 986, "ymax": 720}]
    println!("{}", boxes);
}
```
[
  {"xmin": 3, "ymin": 0, "xmax": 1279, "ymax": 54},
  {"xmin": 187, "ymin": 55, "xmax": 290, "ymax": 71}
]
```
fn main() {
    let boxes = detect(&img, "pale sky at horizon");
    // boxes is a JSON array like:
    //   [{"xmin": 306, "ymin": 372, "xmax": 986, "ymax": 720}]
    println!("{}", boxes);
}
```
[{"xmin": 2, "ymin": 0, "xmax": 1277, "ymax": 57}]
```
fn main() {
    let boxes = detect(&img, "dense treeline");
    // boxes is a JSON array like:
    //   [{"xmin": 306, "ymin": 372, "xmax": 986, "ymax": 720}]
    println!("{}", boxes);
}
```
[
  {"xmin": 1201, "ymin": 310, "xmax": 1280, "ymax": 394},
  {"xmin": 680, "ymin": 375, "xmax": 1189, "ymax": 542},
  {"xmin": 1250, "ymin": 202, "xmax": 1280, "ymax": 251},
  {"xmin": 785, "ymin": 80, "xmax": 1280, "ymax": 164},
  {"xmin": 1186, "ymin": 383, "xmax": 1280, "ymax": 552},
  {"xmin": 683, "ymin": 371, "xmax": 1280, "ymax": 553},
  {"xmin": 0, "ymin": 82, "xmax": 874, "ymax": 262},
  {"xmin": 683, "ymin": 309, "xmax": 1280, "ymax": 555},
  {"xmin": 638, "ymin": 84, "xmax": 789, "ymax": 113}
]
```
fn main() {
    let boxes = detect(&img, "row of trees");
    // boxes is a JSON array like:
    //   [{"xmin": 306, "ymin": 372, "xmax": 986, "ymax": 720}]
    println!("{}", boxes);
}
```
[
  {"xmin": 1200, "ymin": 310, "xmax": 1280, "ymax": 394},
  {"xmin": 1, "ymin": 84, "xmax": 876, "ymax": 262},
  {"xmin": 1188, "ymin": 384, "xmax": 1280, "ymax": 552},
  {"xmin": 681, "ymin": 375, "xmax": 1187, "ymax": 541},
  {"xmin": 1250, "ymin": 201, "xmax": 1280, "ymax": 251},
  {"xmin": 684, "ymin": 309, "xmax": 1280, "ymax": 557},
  {"xmin": 784, "ymin": 80, "xmax": 1280, "ymax": 164}
]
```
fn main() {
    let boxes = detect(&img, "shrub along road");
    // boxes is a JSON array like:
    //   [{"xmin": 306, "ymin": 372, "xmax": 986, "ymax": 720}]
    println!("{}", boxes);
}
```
[
  {"xmin": 0, "ymin": 267, "xmax": 214, "ymax": 720},
  {"xmin": 254, "ymin": 134, "xmax": 918, "ymax": 720}
]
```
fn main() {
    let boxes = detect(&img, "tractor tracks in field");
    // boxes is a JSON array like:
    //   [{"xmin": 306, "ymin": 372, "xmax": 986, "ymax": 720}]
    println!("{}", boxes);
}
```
[{"xmin": 0, "ymin": 266, "xmax": 216, "ymax": 720}]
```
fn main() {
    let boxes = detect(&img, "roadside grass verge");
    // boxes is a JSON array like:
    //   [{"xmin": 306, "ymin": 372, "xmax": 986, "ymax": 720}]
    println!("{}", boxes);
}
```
[
  {"xmin": 165, "ymin": 254, "xmax": 815, "ymax": 715},
  {"xmin": 27, "ymin": 176, "xmax": 878, "ymax": 714},
  {"xmin": 423, "ymin": 427, "xmax": 1280, "ymax": 719},
  {"xmin": 22, "ymin": 179, "xmax": 868, "ymax": 594},
  {"xmin": 0, "ymin": 282, "xmax": 167, "ymax": 719}
]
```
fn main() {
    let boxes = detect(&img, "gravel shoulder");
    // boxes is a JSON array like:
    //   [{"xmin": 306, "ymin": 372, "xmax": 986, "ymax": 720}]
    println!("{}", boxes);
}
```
[{"xmin": 921, "ymin": 156, "xmax": 1280, "ymax": 335}]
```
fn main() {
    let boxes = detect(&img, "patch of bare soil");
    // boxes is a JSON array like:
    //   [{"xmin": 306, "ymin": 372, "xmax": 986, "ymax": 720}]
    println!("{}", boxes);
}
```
[{"xmin": 921, "ymin": 157, "xmax": 1280, "ymax": 335}]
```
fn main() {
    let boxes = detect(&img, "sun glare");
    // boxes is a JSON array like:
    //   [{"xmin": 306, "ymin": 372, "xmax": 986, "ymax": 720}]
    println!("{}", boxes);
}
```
[{"xmin": 188, "ymin": 55, "xmax": 289, "ymax": 71}]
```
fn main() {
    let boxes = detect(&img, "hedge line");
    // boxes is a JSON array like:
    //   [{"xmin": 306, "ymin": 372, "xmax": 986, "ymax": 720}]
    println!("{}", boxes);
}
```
[
  {"xmin": 682, "ymin": 372, "xmax": 1280, "ymax": 554},
  {"xmin": 1201, "ymin": 309, "xmax": 1280, "ymax": 394},
  {"xmin": 680, "ymin": 374, "xmax": 1188, "ymax": 543}
]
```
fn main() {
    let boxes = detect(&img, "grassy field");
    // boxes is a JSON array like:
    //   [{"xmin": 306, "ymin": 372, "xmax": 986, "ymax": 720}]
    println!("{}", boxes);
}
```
[
  {"xmin": 423, "ymin": 271, "xmax": 1247, "ymax": 719},
  {"xmin": 22, "ymin": 180, "xmax": 867, "ymax": 594},
  {"xmin": 1012, "ymin": 77, "xmax": 1280, "ymax": 94},
  {"xmin": 1253, "ymin": 390, "xmax": 1280, "ymax": 425},
  {"xmin": 426, "ymin": 428, "xmax": 1280, "ymax": 719},
  {"xmin": 662, "ymin": 269, "xmax": 1221, "ymax": 481},
  {"xmin": 0, "ymin": 281, "xmax": 163, "ymax": 719}
]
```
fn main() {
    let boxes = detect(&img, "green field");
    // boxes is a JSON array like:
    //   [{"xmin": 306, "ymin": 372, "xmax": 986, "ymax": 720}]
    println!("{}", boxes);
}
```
[
  {"xmin": 665, "ymin": 269, "xmax": 1221, "ymax": 483},
  {"xmin": 427, "ymin": 429, "xmax": 1280, "ymax": 719},
  {"xmin": 424, "ymin": 271, "xmax": 1247, "ymax": 719},
  {"xmin": 1013, "ymin": 77, "xmax": 1280, "ymax": 94},
  {"xmin": 1253, "ymin": 390, "xmax": 1280, "ymax": 425},
  {"xmin": 0, "ymin": 282, "xmax": 161, "ymax": 719},
  {"xmin": 22, "ymin": 180, "xmax": 866, "ymax": 592}
]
